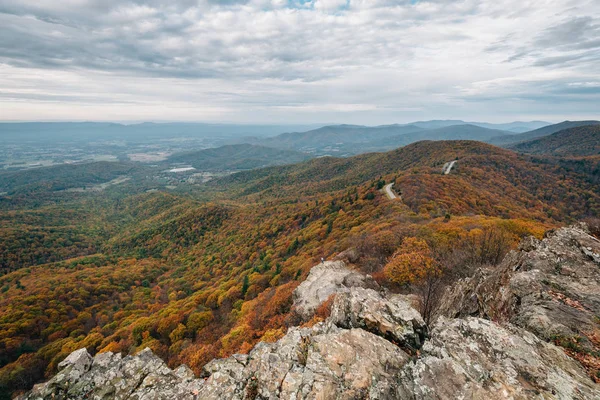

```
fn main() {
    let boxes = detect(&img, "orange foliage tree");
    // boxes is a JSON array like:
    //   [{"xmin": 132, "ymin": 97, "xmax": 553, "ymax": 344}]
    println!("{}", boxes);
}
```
[{"xmin": 384, "ymin": 237, "xmax": 440, "ymax": 286}]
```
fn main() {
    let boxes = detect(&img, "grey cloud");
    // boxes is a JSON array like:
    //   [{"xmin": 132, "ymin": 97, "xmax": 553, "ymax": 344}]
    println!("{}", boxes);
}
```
[
  {"xmin": 499, "ymin": 15, "xmax": 600, "ymax": 68},
  {"xmin": 0, "ymin": 90, "xmax": 139, "ymax": 104},
  {"xmin": 0, "ymin": 0, "xmax": 599, "ymax": 123},
  {"xmin": 1, "ymin": 3, "xmax": 329, "ymax": 80},
  {"xmin": 534, "ymin": 16, "xmax": 598, "ymax": 49},
  {"xmin": 532, "ymin": 51, "xmax": 600, "ymax": 67},
  {"xmin": 458, "ymin": 77, "xmax": 600, "ymax": 105}
]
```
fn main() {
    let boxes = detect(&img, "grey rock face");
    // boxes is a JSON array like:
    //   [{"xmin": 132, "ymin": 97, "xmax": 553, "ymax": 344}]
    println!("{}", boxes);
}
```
[
  {"xmin": 198, "ymin": 323, "xmax": 410, "ymax": 400},
  {"xmin": 439, "ymin": 225, "xmax": 600, "ymax": 357},
  {"xmin": 401, "ymin": 317, "xmax": 600, "ymax": 400},
  {"xmin": 20, "ymin": 348, "xmax": 204, "ymax": 400},
  {"xmin": 329, "ymin": 287, "xmax": 427, "ymax": 351},
  {"xmin": 292, "ymin": 260, "xmax": 379, "ymax": 320},
  {"xmin": 57, "ymin": 347, "xmax": 93, "ymax": 381}
]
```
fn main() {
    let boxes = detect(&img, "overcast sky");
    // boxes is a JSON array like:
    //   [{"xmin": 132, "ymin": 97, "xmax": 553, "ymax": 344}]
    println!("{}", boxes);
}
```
[{"xmin": 0, "ymin": 0, "xmax": 599, "ymax": 124}]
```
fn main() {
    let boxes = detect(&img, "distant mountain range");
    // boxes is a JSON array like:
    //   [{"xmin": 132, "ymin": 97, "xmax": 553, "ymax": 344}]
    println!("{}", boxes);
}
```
[
  {"xmin": 0, "ymin": 122, "xmax": 326, "ymax": 143},
  {"xmin": 382, "ymin": 124, "xmax": 511, "ymax": 148},
  {"xmin": 509, "ymin": 125, "xmax": 600, "ymax": 157},
  {"xmin": 256, "ymin": 124, "xmax": 424, "ymax": 154},
  {"xmin": 408, "ymin": 120, "xmax": 549, "ymax": 132},
  {"xmin": 238, "ymin": 120, "xmax": 600, "ymax": 156},
  {"xmin": 0, "ymin": 120, "xmax": 549, "ymax": 150},
  {"xmin": 250, "ymin": 121, "xmax": 549, "ymax": 155},
  {"xmin": 5, "ymin": 119, "xmax": 600, "ymax": 161}
]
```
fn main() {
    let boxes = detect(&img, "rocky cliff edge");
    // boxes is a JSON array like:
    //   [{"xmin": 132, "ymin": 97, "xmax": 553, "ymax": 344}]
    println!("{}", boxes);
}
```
[{"xmin": 20, "ymin": 226, "xmax": 600, "ymax": 399}]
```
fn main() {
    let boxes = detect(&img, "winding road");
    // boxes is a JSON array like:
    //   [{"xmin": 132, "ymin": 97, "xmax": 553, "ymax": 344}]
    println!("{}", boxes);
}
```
[
  {"xmin": 442, "ymin": 160, "xmax": 457, "ymax": 175},
  {"xmin": 383, "ymin": 161, "xmax": 455, "ymax": 203},
  {"xmin": 384, "ymin": 183, "xmax": 398, "ymax": 200}
]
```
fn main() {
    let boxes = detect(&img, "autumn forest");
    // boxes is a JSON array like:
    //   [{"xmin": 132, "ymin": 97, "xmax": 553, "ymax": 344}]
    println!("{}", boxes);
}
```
[{"xmin": 1, "ymin": 136, "xmax": 599, "ymax": 398}]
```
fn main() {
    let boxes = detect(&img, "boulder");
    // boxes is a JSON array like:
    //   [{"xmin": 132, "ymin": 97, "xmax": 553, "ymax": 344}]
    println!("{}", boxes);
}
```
[
  {"xmin": 292, "ymin": 260, "xmax": 378, "ymax": 320},
  {"xmin": 57, "ymin": 347, "xmax": 93, "ymax": 380},
  {"xmin": 19, "ymin": 348, "xmax": 203, "ymax": 400},
  {"xmin": 329, "ymin": 287, "xmax": 427, "ymax": 351},
  {"xmin": 198, "ymin": 323, "xmax": 411, "ymax": 400}
]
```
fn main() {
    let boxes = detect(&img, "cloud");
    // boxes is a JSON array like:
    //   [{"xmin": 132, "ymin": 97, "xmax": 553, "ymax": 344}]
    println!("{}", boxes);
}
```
[
  {"xmin": 0, "ymin": 0, "xmax": 599, "ymax": 123},
  {"xmin": 314, "ymin": 0, "xmax": 347, "ymax": 11}
]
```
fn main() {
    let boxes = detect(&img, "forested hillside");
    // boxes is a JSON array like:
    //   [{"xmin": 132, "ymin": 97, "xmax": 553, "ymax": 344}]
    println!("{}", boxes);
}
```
[
  {"xmin": 510, "ymin": 125, "xmax": 600, "ymax": 156},
  {"xmin": 1, "ymin": 140, "xmax": 599, "ymax": 397},
  {"xmin": 489, "ymin": 120, "xmax": 600, "ymax": 146},
  {"xmin": 213, "ymin": 140, "xmax": 600, "ymax": 219},
  {"xmin": 0, "ymin": 162, "xmax": 143, "ymax": 196}
]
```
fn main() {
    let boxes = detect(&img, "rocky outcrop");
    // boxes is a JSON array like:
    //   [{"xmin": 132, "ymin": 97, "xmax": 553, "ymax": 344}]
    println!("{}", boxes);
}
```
[
  {"xmin": 21, "ymin": 348, "xmax": 203, "ymax": 399},
  {"xmin": 24, "ymin": 316, "xmax": 599, "ymax": 400},
  {"xmin": 56, "ymin": 348, "xmax": 92, "ymax": 381},
  {"xmin": 21, "ymin": 228, "xmax": 600, "ymax": 399},
  {"xmin": 402, "ymin": 317, "xmax": 599, "ymax": 399},
  {"xmin": 292, "ymin": 260, "xmax": 379, "ymax": 320},
  {"xmin": 329, "ymin": 287, "xmax": 427, "ymax": 351},
  {"xmin": 439, "ymin": 224, "xmax": 600, "ymax": 375},
  {"xmin": 198, "ymin": 322, "xmax": 410, "ymax": 399}
]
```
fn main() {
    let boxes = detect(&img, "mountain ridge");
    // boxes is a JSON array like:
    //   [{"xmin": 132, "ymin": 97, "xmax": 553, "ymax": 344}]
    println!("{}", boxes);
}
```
[
  {"xmin": 489, "ymin": 120, "xmax": 600, "ymax": 146},
  {"xmin": 509, "ymin": 124, "xmax": 600, "ymax": 156},
  {"xmin": 382, "ymin": 124, "xmax": 512, "ymax": 148},
  {"xmin": 255, "ymin": 124, "xmax": 515, "ymax": 155}
]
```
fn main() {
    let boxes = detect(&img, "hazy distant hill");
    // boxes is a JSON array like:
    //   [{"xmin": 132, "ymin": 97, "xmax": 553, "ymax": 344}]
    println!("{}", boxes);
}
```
[
  {"xmin": 411, "ymin": 120, "xmax": 548, "ymax": 132},
  {"xmin": 509, "ymin": 125, "xmax": 600, "ymax": 157},
  {"xmin": 166, "ymin": 144, "xmax": 311, "ymax": 171},
  {"xmin": 257, "ymin": 123, "xmax": 519, "ymax": 155},
  {"xmin": 489, "ymin": 120, "xmax": 600, "ymax": 146},
  {"xmin": 409, "ymin": 120, "xmax": 467, "ymax": 129},
  {"xmin": 381, "ymin": 124, "xmax": 511, "ymax": 148},
  {"xmin": 257, "ymin": 124, "xmax": 424, "ymax": 154},
  {"xmin": 0, "ymin": 121, "xmax": 549, "ymax": 146},
  {"xmin": 0, "ymin": 122, "xmax": 326, "ymax": 144},
  {"xmin": 472, "ymin": 120, "xmax": 549, "ymax": 133}
]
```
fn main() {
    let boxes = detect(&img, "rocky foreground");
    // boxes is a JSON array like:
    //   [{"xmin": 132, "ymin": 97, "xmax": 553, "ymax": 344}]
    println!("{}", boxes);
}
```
[{"xmin": 21, "ymin": 225, "xmax": 600, "ymax": 399}]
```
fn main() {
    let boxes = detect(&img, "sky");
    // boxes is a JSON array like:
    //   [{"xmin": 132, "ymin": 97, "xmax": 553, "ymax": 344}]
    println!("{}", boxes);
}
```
[{"xmin": 0, "ymin": 0, "xmax": 599, "ymax": 124}]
